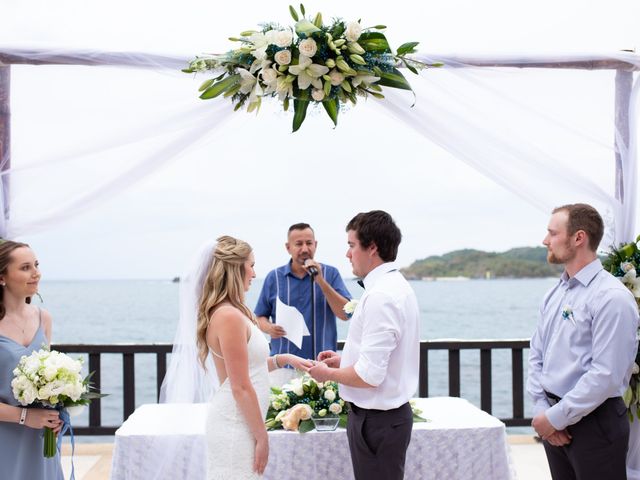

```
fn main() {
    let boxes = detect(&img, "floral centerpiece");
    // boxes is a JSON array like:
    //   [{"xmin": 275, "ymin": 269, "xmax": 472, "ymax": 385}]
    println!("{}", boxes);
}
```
[
  {"xmin": 602, "ymin": 237, "xmax": 640, "ymax": 421},
  {"xmin": 183, "ymin": 4, "xmax": 440, "ymax": 132},
  {"xmin": 265, "ymin": 373, "xmax": 427, "ymax": 432},
  {"xmin": 265, "ymin": 374, "xmax": 346, "ymax": 433},
  {"xmin": 12, "ymin": 348, "xmax": 105, "ymax": 457}
]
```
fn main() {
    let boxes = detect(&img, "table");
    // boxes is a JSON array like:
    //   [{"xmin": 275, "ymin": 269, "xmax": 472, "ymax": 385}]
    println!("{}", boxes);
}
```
[{"xmin": 110, "ymin": 397, "xmax": 514, "ymax": 480}]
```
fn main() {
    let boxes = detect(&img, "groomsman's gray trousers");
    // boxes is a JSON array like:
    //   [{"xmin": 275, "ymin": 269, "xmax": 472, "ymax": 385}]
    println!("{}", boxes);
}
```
[
  {"xmin": 346, "ymin": 402, "xmax": 413, "ymax": 480},
  {"xmin": 543, "ymin": 396, "xmax": 629, "ymax": 480}
]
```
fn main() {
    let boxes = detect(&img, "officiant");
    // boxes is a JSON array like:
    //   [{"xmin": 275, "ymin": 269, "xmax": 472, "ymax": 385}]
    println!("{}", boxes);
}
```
[{"xmin": 255, "ymin": 223, "xmax": 351, "ymax": 384}]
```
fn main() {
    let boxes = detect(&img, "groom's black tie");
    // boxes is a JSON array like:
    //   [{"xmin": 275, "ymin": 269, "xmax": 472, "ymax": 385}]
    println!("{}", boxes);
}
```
[{"xmin": 357, "ymin": 279, "xmax": 365, "ymax": 289}]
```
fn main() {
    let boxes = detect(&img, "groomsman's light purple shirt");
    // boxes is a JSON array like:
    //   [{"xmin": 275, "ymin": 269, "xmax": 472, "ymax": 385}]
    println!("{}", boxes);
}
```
[
  {"xmin": 527, "ymin": 258, "xmax": 639, "ymax": 430},
  {"xmin": 339, "ymin": 262, "xmax": 420, "ymax": 410}
]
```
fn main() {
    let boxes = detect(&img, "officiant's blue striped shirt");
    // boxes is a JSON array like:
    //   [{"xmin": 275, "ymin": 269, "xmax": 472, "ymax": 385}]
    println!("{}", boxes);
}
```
[{"xmin": 254, "ymin": 261, "xmax": 351, "ymax": 360}]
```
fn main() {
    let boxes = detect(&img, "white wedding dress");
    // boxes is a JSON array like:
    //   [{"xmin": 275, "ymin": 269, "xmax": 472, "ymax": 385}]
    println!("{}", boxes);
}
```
[{"xmin": 206, "ymin": 321, "xmax": 271, "ymax": 480}]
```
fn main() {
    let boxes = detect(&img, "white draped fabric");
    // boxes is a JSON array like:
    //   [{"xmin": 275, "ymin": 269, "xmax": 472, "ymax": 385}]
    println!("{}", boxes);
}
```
[{"xmin": 0, "ymin": 49, "xmax": 638, "ymax": 249}]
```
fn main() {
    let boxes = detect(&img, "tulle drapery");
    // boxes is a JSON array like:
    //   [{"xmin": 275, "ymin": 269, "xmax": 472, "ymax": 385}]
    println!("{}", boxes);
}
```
[{"xmin": 0, "ymin": 49, "xmax": 637, "ymax": 248}]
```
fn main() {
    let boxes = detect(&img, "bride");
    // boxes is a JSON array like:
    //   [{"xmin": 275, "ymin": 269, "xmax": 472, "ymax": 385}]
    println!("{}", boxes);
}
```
[{"xmin": 192, "ymin": 236, "xmax": 312, "ymax": 479}]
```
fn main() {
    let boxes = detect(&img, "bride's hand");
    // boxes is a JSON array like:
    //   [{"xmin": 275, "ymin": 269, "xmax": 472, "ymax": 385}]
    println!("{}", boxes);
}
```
[
  {"xmin": 282, "ymin": 354, "xmax": 314, "ymax": 371},
  {"xmin": 254, "ymin": 435, "xmax": 269, "ymax": 475}
]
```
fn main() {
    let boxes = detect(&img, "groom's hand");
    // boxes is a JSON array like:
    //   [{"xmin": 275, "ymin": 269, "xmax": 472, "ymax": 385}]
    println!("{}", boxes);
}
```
[
  {"xmin": 308, "ymin": 362, "xmax": 333, "ymax": 382},
  {"xmin": 317, "ymin": 350, "xmax": 340, "ymax": 367}
]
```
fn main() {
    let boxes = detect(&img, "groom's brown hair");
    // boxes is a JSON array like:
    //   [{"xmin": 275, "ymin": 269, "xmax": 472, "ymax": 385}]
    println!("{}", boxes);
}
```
[{"xmin": 346, "ymin": 210, "xmax": 402, "ymax": 262}]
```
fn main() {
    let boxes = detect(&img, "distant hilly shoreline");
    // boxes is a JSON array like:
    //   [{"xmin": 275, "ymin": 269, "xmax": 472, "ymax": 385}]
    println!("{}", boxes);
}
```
[{"xmin": 401, "ymin": 247, "xmax": 563, "ymax": 279}]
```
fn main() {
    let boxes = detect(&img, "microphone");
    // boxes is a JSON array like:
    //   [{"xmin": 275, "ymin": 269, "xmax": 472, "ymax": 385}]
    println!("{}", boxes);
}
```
[{"xmin": 304, "ymin": 259, "xmax": 318, "ymax": 277}]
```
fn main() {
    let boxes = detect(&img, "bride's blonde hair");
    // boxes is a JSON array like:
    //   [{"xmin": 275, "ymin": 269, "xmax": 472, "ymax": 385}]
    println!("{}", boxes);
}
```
[{"xmin": 196, "ymin": 235, "xmax": 256, "ymax": 369}]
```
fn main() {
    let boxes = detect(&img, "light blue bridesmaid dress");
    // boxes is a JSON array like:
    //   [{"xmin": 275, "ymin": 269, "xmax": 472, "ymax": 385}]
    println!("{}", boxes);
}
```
[{"xmin": 0, "ymin": 309, "xmax": 64, "ymax": 480}]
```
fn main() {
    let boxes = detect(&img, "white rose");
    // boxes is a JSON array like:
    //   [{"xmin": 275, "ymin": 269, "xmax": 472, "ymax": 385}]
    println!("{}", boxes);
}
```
[
  {"xmin": 275, "ymin": 410, "xmax": 287, "ymax": 422},
  {"xmin": 293, "ymin": 384, "xmax": 304, "ymax": 396},
  {"xmin": 261, "ymin": 68, "xmax": 278, "ymax": 84},
  {"xmin": 43, "ymin": 365, "xmax": 58, "ymax": 382},
  {"xmin": 323, "ymin": 389, "xmax": 336, "ymax": 402},
  {"xmin": 329, "ymin": 402, "xmax": 342, "ymax": 414},
  {"xmin": 329, "ymin": 69, "xmax": 345, "ymax": 87},
  {"xmin": 311, "ymin": 88, "xmax": 325, "ymax": 101},
  {"xmin": 274, "ymin": 49, "xmax": 292, "ymax": 65},
  {"xmin": 298, "ymin": 38, "xmax": 318, "ymax": 58},
  {"xmin": 345, "ymin": 21, "xmax": 362, "ymax": 42},
  {"xmin": 273, "ymin": 30, "xmax": 293, "ymax": 48}
]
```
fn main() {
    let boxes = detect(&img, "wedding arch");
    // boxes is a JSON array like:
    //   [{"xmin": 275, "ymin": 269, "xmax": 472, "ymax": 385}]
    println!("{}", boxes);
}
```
[
  {"xmin": 0, "ymin": 48, "xmax": 638, "ymax": 249},
  {"xmin": 1, "ymin": 43, "xmax": 640, "ymax": 479}
]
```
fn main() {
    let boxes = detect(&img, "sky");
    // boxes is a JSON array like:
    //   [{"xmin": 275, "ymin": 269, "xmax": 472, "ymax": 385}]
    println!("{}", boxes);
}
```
[{"xmin": 2, "ymin": 0, "xmax": 640, "ymax": 279}]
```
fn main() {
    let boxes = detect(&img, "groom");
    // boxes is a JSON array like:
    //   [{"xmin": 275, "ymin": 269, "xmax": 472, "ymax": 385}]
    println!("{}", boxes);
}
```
[
  {"xmin": 527, "ymin": 203, "xmax": 639, "ymax": 479},
  {"xmin": 308, "ymin": 210, "xmax": 420, "ymax": 480}
]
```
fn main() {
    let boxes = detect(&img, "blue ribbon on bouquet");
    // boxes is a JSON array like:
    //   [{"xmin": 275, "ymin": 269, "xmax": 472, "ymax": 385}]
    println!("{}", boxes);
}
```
[{"xmin": 56, "ymin": 407, "xmax": 76, "ymax": 480}]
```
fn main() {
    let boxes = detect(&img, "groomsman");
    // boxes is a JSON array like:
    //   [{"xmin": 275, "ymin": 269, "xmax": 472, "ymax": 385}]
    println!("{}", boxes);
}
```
[
  {"xmin": 308, "ymin": 210, "xmax": 420, "ymax": 480},
  {"xmin": 527, "ymin": 203, "xmax": 639, "ymax": 479}
]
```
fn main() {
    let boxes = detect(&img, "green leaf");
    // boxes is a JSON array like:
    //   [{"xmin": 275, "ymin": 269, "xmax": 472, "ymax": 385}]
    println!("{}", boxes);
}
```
[
  {"xmin": 292, "ymin": 99, "xmax": 310, "ymax": 132},
  {"xmin": 199, "ymin": 74, "xmax": 240, "ymax": 99},
  {"xmin": 299, "ymin": 419, "xmax": 314, "ymax": 433},
  {"xmin": 299, "ymin": 3, "xmax": 305, "ymax": 16},
  {"xmin": 289, "ymin": 5, "xmax": 299, "ymax": 21},
  {"xmin": 358, "ymin": 32, "xmax": 391, "ymax": 53},
  {"xmin": 372, "ymin": 24, "xmax": 387, "ymax": 29},
  {"xmin": 223, "ymin": 84, "xmax": 241, "ymax": 98},
  {"xmin": 182, "ymin": 68, "xmax": 195, "ymax": 74},
  {"xmin": 313, "ymin": 12, "xmax": 323, "ymax": 28},
  {"xmin": 283, "ymin": 97, "xmax": 290, "ymax": 111},
  {"xmin": 375, "ymin": 67, "xmax": 413, "ymax": 91},
  {"xmin": 339, "ymin": 413, "xmax": 348, "ymax": 428},
  {"xmin": 198, "ymin": 78, "xmax": 215, "ymax": 92},
  {"xmin": 413, "ymin": 413, "xmax": 428, "ymax": 423},
  {"xmin": 322, "ymin": 98, "xmax": 339, "ymax": 127},
  {"xmin": 405, "ymin": 63, "xmax": 419, "ymax": 75},
  {"xmin": 396, "ymin": 41, "xmax": 420, "ymax": 56}
]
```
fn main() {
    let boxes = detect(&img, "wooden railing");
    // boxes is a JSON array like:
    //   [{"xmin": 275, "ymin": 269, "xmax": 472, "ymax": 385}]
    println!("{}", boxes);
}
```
[{"xmin": 53, "ymin": 339, "xmax": 531, "ymax": 435}]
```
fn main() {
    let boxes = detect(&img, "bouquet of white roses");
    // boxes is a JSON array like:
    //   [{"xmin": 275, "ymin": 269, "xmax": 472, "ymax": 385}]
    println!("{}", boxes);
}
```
[
  {"xmin": 265, "ymin": 373, "xmax": 427, "ymax": 432},
  {"xmin": 12, "ymin": 348, "xmax": 104, "ymax": 457},
  {"xmin": 602, "ymin": 238, "xmax": 640, "ymax": 421},
  {"xmin": 265, "ymin": 373, "xmax": 346, "ymax": 433},
  {"xmin": 184, "ymin": 4, "xmax": 440, "ymax": 132}
]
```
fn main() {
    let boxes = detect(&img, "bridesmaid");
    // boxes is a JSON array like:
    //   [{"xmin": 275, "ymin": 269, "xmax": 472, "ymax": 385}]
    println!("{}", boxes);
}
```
[{"xmin": 0, "ymin": 241, "xmax": 63, "ymax": 479}]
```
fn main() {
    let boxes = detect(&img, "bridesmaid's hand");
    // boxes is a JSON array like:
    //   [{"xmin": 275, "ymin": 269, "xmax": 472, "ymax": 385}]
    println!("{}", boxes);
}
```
[
  {"xmin": 254, "ymin": 435, "xmax": 269, "ymax": 475},
  {"xmin": 25, "ymin": 408, "xmax": 62, "ymax": 432}
]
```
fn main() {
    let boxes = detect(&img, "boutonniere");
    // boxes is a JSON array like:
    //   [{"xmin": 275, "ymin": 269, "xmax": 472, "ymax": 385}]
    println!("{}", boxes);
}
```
[
  {"xmin": 561, "ymin": 305, "xmax": 576, "ymax": 326},
  {"xmin": 343, "ymin": 299, "xmax": 359, "ymax": 318}
]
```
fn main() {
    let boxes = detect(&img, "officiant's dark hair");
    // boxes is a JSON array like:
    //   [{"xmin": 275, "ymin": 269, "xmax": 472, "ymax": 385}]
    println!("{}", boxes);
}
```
[
  {"xmin": 288, "ymin": 223, "xmax": 314, "ymax": 235},
  {"xmin": 0, "ymin": 240, "xmax": 33, "ymax": 320},
  {"xmin": 552, "ymin": 203, "xmax": 604, "ymax": 252},
  {"xmin": 346, "ymin": 210, "xmax": 402, "ymax": 262}
]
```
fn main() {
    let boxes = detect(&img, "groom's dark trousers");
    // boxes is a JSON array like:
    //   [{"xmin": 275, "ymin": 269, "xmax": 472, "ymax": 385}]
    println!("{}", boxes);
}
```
[
  {"xmin": 346, "ymin": 402, "xmax": 413, "ymax": 480},
  {"xmin": 543, "ymin": 396, "xmax": 629, "ymax": 480}
]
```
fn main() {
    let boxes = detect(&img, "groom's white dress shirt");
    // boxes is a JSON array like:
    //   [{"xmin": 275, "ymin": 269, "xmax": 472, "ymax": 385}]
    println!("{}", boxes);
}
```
[
  {"xmin": 340, "ymin": 262, "xmax": 420, "ymax": 410},
  {"xmin": 527, "ymin": 258, "xmax": 639, "ymax": 430}
]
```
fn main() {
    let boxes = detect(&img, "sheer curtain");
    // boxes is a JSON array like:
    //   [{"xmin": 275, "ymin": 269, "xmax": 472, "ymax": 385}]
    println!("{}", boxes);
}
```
[{"xmin": 0, "ymin": 49, "xmax": 637, "ymax": 248}]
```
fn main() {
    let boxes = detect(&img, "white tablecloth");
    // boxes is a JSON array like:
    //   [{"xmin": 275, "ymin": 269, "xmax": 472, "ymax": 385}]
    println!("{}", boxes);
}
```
[{"xmin": 110, "ymin": 397, "xmax": 514, "ymax": 480}]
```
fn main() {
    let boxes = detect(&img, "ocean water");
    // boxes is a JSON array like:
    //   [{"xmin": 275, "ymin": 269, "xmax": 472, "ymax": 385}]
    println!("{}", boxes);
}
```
[{"xmin": 38, "ymin": 277, "xmax": 557, "ymax": 437}]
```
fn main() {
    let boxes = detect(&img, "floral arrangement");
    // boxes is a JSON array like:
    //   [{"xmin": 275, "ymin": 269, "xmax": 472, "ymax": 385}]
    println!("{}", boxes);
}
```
[
  {"xmin": 602, "ymin": 238, "xmax": 640, "ymax": 421},
  {"xmin": 265, "ymin": 373, "xmax": 427, "ymax": 432},
  {"xmin": 343, "ymin": 299, "xmax": 359, "ymax": 318},
  {"xmin": 183, "ymin": 4, "xmax": 440, "ymax": 132},
  {"xmin": 265, "ymin": 373, "xmax": 346, "ymax": 433},
  {"xmin": 12, "ymin": 348, "xmax": 105, "ymax": 457}
]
